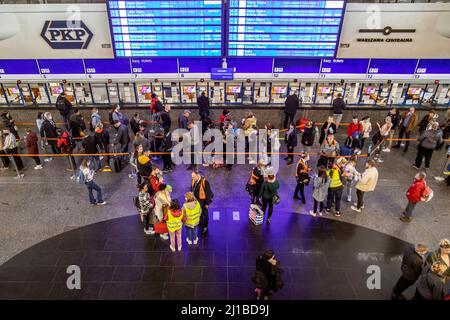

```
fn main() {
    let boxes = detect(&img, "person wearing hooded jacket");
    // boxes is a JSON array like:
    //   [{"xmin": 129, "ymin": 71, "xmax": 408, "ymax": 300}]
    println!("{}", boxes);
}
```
[
  {"xmin": 55, "ymin": 92, "xmax": 72, "ymax": 130},
  {"xmin": 137, "ymin": 149, "xmax": 153, "ymax": 184},
  {"xmin": 400, "ymin": 171, "xmax": 428, "ymax": 223},
  {"xmin": 413, "ymin": 122, "xmax": 443, "ymax": 170}
]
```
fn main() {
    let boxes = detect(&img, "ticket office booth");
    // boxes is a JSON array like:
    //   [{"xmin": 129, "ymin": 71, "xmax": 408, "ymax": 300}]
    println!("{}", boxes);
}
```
[
  {"xmin": 299, "ymin": 82, "xmax": 316, "ymax": 104},
  {"xmin": 28, "ymin": 83, "xmax": 50, "ymax": 104},
  {"xmin": 344, "ymin": 82, "xmax": 362, "ymax": 105},
  {"xmin": 316, "ymin": 82, "xmax": 334, "ymax": 104},
  {"xmin": 360, "ymin": 83, "xmax": 379, "ymax": 105},
  {"xmin": 271, "ymin": 82, "xmax": 288, "ymax": 104},
  {"xmin": 435, "ymin": 84, "xmax": 450, "ymax": 105},
  {"xmin": 253, "ymin": 82, "xmax": 270, "ymax": 104},
  {"xmin": 136, "ymin": 82, "xmax": 152, "ymax": 104},
  {"xmin": 3, "ymin": 83, "xmax": 24, "ymax": 105},
  {"xmin": 242, "ymin": 82, "xmax": 254, "ymax": 104},
  {"xmin": 181, "ymin": 82, "xmax": 197, "ymax": 104},
  {"xmin": 405, "ymin": 84, "xmax": 426, "ymax": 105},
  {"xmin": 161, "ymin": 82, "xmax": 180, "ymax": 104},
  {"xmin": 209, "ymin": 81, "xmax": 225, "ymax": 104},
  {"xmin": 225, "ymin": 82, "xmax": 243, "ymax": 104}
]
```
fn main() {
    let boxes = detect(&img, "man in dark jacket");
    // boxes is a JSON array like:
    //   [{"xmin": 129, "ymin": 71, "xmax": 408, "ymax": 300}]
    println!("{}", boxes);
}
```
[
  {"xmin": 332, "ymin": 93, "xmax": 346, "ymax": 127},
  {"xmin": 284, "ymin": 123, "xmax": 298, "ymax": 165},
  {"xmin": 114, "ymin": 120, "xmax": 130, "ymax": 160},
  {"xmin": 39, "ymin": 112, "xmax": 60, "ymax": 154},
  {"xmin": 55, "ymin": 92, "xmax": 72, "ymax": 130},
  {"xmin": 385, "ymin": 107, "xmax": 402, "ymax": 151},
  {"xmin": 392, "ymin": 244, "xmax": 428, "ymax": 300},
  {"xmin": 82, "ymin": 133, "xmax": 101, "ymax": 170},
  {"xmin": 283, "ymin": 92, "xmax": 300, "ymax": 129},
  {"xmin": 414, "ymin": 122, "xmax": 443, "ymax": 169},
  {"xmin": 178, "ymin": 110, "xmax": 191, "ymax": 129},
  {"xmin": 69, "ymin": 109, "xmax": 86, "ymax": 139},
  {"xmin": 191, "ymin": 171, "xmax": 214, "ymax": 235},
  {"xmin": 160, "ymin": 105, "xmax": 172, "ymax": 134},
  {"xmin": 197, "ymin": 91, "xmax": 210, "ymax": 120}
]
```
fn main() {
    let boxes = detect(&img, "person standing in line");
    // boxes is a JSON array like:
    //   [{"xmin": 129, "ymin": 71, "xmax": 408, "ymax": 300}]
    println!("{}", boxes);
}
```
[
  {"xmin": 137, "ymin": 182, "xmax": 155, "ymax": 235},
  {"xmin": 400, "ymin": 171, "xmax": 429, "ymax": 223},
  {"xmin": 342, "ymin": 156, "xmax": 359, "ymax": 203},
  {"xmin": 164, "ymin": 199, "xmax": 185, "ymax": 252},
  {"xmin": 413, "ymin": 122, "xmax": 442, "ymax": 170},
  {"xmin": 178, "ymin": 110, "xmax": 191, "ymax": 130},
  {"xmin": 56, "ymin": 129, "xmax": 77, "ymax": 171},
  {"xmin": 160, "ymin": 104, "xmax": 172, "ymax": 134},
  {"xmin": 191, "ymin": 171, "xmax": 214, "ymax": 234},
  {"xmin": 130, "ymin": 113, "xmax": 141, "ymax": 136},
  {"xmin": 393, "ymin": 107, "xmax": 417, "ymax": 152},
  {"xmin": 24, "ymin": 129, "xmax": 43, "ymax": 170},
  {"xmin": 372, "ymin": 116, "xmax": 392, "ymax": 161},
  {"xmin": 332, "ymin": 93, "xmax": 346, "ymax": 128},
  {"xmin": 2, "ymin": 127, "xmax": 24, "ymax": 174},
  {"xmin": 318, "ymin": 133, "xmax": 339, "ymax": 168},
  {"xmin": 111, "ymin": 104, "xmax": 129, "ymax": 126},
  {"xmin": 350, "ymin": 160, "xmax": 379, "ymax": 213},
  {"xmin": 360, "ymin": 116, "xmax": 372, "ymax": 151},
  {"xmin": 301, "ymin": 120, "xmax": 317, "ymax": 153},
  {"xmin": 1, "ymin": 112, "xmax": 19, "ymax": 139},
  {"xmin": 418, "ymin": 110, "xmax": 437, "ymax": 136},
  {"xmin": 426, "ymin": 239, "xmax": 450, "ymax": 278},
  {"xmin": 94, "ymin": 122, "xmax": 110, "ymax": 155},
  {"xmin": 247, "ymin": 159, "xmax": 266, "ymax": 206},
  {"xmin": 391, "ymin": 243, "xmax": 428, "ymax": 300},
  {"xmin": 182, "ymin": 192, "xmax": 201, "ymax": 246},
  {"xmin": 319, "ymin": 116, "xmax": 337, "ymax": 145},
  {"xmin": 385, "ymin": 107, "xmax": 401, "ymax": 151},
  {"xmin": 197, "ymin": 91, "xmax": 210, "ymax": 121},
  {"xmin": 82, "ymin": 132, "xmax": 101, "ymax": 171},
  {"xmin": 79, "ymin": 158, "xmax": 106, "ymax": 206},
  {"xmin": 39, "ymin": 112, "xmax": 60, "ymax": 155},
  {"xmin": 346, "ymin": 115, "xmax": 363, "ymax": 150},
  {"xmin": 153, "ymin": 183, "xmax": 171, "ymax": 240},
  {"xmin": 90, "ymin": 108, "xmax": 102, "ymax": 132},
  {"xmin": 55, "ymin": 92, "xmax": 72, "ymax": 131},
  {"xmin": 284, "ymin": 122, "xmax": 298, "ymax": 165},
  {"xmin": 69, "ymin": 109, "xmax": 86, "ymax": 140},
  {"xmin": 161, "ymin": 130, "xmax": 173, "ymax": 172},
  {"xmin": 113, "ymin": 120, "xmax": 130, "ymax": 160},
  {"xmin": 283, "ymin": 91, "xmax": 300, "ymax": 129},
  {"xmin": 0, "ymin": 130, "xmax": 10, "ymax": 170},
  {"xmin": 293, "ymin": 152, "xmax": 310, "ymax": 203},
  {"xmin": 325, "ymin": 160, "xmax": 344, "ymax": 217},
  {"xmin": 259, "ymin": 173, "xmax": 280, "ymax": 224},
  {"xmin": 310, "ymin": 166, "xmax": 330, "ymax": 217},
  {"xmin": 413, "ymin": 262, "xmax": 448, "ymax": 300}
]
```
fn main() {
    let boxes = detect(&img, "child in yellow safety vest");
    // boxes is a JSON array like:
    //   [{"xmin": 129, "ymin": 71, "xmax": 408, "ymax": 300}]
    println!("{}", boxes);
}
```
[
  {"xmin": 164, "ymin": 199, "xmax": 185, "ymax": 252},
  {"xmin": 182, "ymin": 192, "xmax": 201, "ymax": 245}
]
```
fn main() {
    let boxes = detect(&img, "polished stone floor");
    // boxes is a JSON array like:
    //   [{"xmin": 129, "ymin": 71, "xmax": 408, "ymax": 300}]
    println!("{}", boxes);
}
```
[{"xmin": 0, "ymin": 126, "xmax": 449, "ymax": 299}]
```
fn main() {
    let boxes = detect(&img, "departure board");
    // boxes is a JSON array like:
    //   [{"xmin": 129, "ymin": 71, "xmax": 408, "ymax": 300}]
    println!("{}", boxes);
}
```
[
  {"xmin": 107, "ymin": 0, "xmax": 223, "ymax": 57},
  {"xmin": 227, "ymin": 0, "xmax": 346, "ymax": 57}
]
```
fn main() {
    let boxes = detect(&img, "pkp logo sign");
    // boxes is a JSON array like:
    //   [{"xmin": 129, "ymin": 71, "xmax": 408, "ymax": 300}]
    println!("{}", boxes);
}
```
[{"xmin": 41, "ymin": 20, "xmax": 93, "ymax": 49}]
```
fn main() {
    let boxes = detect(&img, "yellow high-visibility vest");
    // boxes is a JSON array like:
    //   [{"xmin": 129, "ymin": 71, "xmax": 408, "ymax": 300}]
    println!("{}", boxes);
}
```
[
  {"xmin": 184, "ymin": 201, "xmax": 201, "ymax": 228},
  {"xmin": 166, "ymin": 209, "xmax": 184, "ymax": 232}
]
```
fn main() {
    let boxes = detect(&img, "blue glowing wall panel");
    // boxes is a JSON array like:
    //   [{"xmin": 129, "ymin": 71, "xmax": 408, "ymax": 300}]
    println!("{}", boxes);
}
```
[
  {"xmin": 415, "ymin": 59, "xmax": 450, "ymax": 74},
  {"xmin": 131, "ymin": 58, "xmax": 178, "ymax": 73},
  {"xmin": 107, "ymin": 0, "xmax": 223, "ymax": 57},
  {"xmin": 227, "ymin": 0, "xmax": 346, "ymax": 57},
  {"xmin": 37, "ymin": 59, "xmax": 85, "ymax": 74},
  {"xmin": 84, "ymin": 59, "xmax": 131, "ymax": 74},
  {"xmin": 0, "ymin": 60, "xmax": 40, "ymax": 74},
  {"xmin": 227, "ymin": 57, "xmax": 273, "ymax": 73},
  {"xmin": 320, "ymin": 58, "xmax": 369, "ymax": 74},
  {"xmin": 273, "ymin": 58, "xmax": 321, "ymax": 73},
  {"xmin": 179, "ymin": 58, "xmax": 222, "ymax": 73},
  {"xmin": 368, "ymin": 59, "xmax": 418, "ymax": 74}
]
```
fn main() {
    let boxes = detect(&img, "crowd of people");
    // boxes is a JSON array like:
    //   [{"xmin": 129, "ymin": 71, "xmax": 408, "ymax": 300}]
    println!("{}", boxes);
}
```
[{"xmin": 0, "ymin": 91, "xmax": 449, "ymax": 300}]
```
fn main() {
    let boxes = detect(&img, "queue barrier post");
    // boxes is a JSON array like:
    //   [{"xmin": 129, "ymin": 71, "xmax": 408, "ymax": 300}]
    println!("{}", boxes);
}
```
[{"xmin": 9, "ymin": 155, "xmax": 23, "ymax": 179}]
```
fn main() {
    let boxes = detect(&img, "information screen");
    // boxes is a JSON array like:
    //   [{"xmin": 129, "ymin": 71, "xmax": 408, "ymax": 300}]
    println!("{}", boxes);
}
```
[
  {"xmin": 107, "ymin": 0, "xmax": 223, "ymax": 57},
  {"xmin": 227, "ymin": 0, "xmax": 346, "ymax": 57}
]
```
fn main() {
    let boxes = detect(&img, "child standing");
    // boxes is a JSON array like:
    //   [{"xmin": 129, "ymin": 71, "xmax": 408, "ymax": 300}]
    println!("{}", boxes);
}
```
[
  {"xmin": 165, "ymin": 199, "xmax": 185, "ymax": 252},
  {"xmin": 182, "ymin": 192, "xmax": 201, "ymax": 245},
  {"xmin": 310, "ymin": 166, "xmax": 330, "ymax": 217}
]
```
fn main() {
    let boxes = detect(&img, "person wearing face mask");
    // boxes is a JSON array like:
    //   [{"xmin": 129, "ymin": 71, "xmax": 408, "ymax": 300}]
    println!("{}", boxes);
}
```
[
  {"xmin": 284, "ymin": 122, "xmax": 298, "ymax": 165},
  {"xmin": 319, "ymin": 116, "xmax": 337, "ymax": 145},
  {"xmin": 39, "ymin": 112, "xmax": 60, "ymax": 154},
  {"xmin": 293, "ymin": 152, "xmax": 310, "ymax": 203},
  {"xmin": 79, "ymin": 158, "xmax": 106, "ymax": 206},
  {"xmin": 350, "ymin": 160, "xmax": 379, "ymax": 213},
  {"xmin": 393, "ymin": 107, "xmax": 417, "ymax": 152},
  {"xmin": 400, "ymin": 171, "xmax": 429, "ymax": 223},
  {"xmin": 391, "ymin": 243, "xmax": 428, "ymax": 300},
  {"xmin": 426, "ymin": 239, "xmax": 450, "ymax": 278}
]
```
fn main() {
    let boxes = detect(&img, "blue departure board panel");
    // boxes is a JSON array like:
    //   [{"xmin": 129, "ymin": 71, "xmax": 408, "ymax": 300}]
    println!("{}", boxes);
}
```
[
  {"xmin": 227, "ymin": 0, "xmax": 346, "ymax": 57},
  {"xmin": 38, "ymin": 59, "xmax": 85, "ymax": 74},
  {"xmin": 107, "ymin": 0, "xmax": 223, "ymax": 57},
  {"xmin": 0, "ymin": 60, "xmax": 40, "ymax": 75}
]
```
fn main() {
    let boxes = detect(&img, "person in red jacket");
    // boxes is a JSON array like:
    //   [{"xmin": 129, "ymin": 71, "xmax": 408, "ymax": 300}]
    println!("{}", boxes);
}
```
[
  {"xmin": 149, "ymin": 167, "xmax": 163, "ymax": 196},
  {"xmin": 25, "ymin": 129, "xmax": 43, "ymax": 170},
  {"xmin": 400, "ymin": 172, "xmax": 428, "ymax": 223},
  {"xmin": 56, "ymin": 129, "xmax": 76, "ymax": 171},
  {"xmin": 346, "ymin": 116, "xmax": 364, "ymax": 149}
]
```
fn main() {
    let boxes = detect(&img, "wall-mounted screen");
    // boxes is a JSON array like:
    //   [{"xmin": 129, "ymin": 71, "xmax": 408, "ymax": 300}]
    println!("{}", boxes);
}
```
[
  {"xmin": 227, "ymin": 86, "xmax": 241, "ymax": 93},
  {"xmin": 183, "ymin": 86, "xmax": 197, "ymax": 94},
  {"xmin": 107, "ymin": 0, "xmax": 223, "ymax": 57},
  {"xmin": 272, "ymin": 86, "xmax": 287, "ymax": 94},
  {"xmin": 363, "ymin": 86, "xmax": 376, "ymax": 95},
  {"xmin": 408, "ymin": 88, "xmax": 421, "ymax": 95},
  {"xmin": 7, "ymin": 87, "xmax": 20, "ymax": 94},
  {"xmin": 227, "ymin": 0, "xmax": 346, "ymax": 57},
  {"xmin": 318, "ymin": 87, "xmax": 331, "ymax": 94}
]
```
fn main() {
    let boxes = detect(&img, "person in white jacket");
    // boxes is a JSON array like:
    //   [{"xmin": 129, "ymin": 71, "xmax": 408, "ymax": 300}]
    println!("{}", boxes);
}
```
[{"xmin": 351, "ymin": 160, "xmax": 379, "ymax": 213}]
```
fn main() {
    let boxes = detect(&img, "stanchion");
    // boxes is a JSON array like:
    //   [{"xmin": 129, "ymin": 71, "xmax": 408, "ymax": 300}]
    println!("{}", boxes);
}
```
[
  {"xmin": 9, "ymin": 155, "xmax": 23, "ymax": 179},
  {"xmin": 67, "ymin": 154, "xmax": 76, "ymax": 180}
]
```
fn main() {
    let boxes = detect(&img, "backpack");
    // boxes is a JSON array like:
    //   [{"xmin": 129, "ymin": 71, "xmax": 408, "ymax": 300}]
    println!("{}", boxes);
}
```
[
  {"xmin": 109, "ymin": 112, "xmax": 115, "ymax": 126},
  {"xmin": 75, "ymin": 169, "xmax": 85, "ymax": 185},
  {"xmin": 56, "ymin": 98, "xmax": 69, "ymax": 115},
  {"xmin": 67, "ymin": 135, "xmax": 77, "ymax": 150},
  {"xmin": 155, "ymin": 100, "xmax": 164, "ymax": 113}
]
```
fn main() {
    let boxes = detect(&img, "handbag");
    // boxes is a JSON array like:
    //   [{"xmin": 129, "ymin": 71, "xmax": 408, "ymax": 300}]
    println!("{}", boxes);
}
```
[
  {"xmin": 271, "ymin": 193, "xmax": 281, "ymax": 205},
  {"xmin": 154, "ymin": 222, "xmax": 168, "ymax": 234}
]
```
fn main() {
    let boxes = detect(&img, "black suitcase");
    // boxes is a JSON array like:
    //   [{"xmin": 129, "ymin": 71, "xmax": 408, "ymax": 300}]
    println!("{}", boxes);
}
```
[{"xmin": 108, "ymin": 143, "xmax": 123, "ymax": 172}]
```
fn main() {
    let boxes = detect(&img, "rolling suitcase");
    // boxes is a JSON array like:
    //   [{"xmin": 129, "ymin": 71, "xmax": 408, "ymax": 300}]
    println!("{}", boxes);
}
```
[{"xmin": 340, "ymin": 144, "xmax": 354, "ymax": 157}]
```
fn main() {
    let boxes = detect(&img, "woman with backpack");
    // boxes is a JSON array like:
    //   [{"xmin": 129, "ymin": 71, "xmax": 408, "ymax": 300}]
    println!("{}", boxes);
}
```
[
  {"xmin": 79, "ymin": 158, "xmax": 106, "ymax": 206},
  {"xmin": 164, "ymin": 199, "xmax": 185, "ymax": 252},
  {"xmin": 252, "ymin": 250, "xmax": 284, "ymax": 300},
  {"xmin": 137, "ymin": 182, "xmax": 155, "ymax": 235},
  {"xmin": 56, "ymin": 129, "xmax": 77, "ymax": 171}
]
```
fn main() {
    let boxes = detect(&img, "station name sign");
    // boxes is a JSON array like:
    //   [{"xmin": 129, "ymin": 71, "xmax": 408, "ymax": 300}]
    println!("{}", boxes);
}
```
[{"xmin": 356, "ymin": 26, "xmax": 415, "ymax": 43}]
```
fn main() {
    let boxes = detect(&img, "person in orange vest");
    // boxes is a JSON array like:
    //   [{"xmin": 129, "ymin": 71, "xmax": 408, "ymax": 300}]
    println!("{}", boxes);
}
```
[
  {"xmin": 191, "ymin": 171, "xmax": 214, "ymax": 235},
  {"xmin": 164, "ymin": 199, "xmax": 185, "ymax": 252},
  {"xmin": 293, "ymin": 152, "xmax": 311, "ymax": 203}
]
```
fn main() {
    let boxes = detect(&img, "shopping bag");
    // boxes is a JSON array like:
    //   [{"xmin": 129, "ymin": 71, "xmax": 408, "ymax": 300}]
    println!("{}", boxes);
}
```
[{"xmin": 154, "ymin": 222, "xmax": 169, "ymax": 234}]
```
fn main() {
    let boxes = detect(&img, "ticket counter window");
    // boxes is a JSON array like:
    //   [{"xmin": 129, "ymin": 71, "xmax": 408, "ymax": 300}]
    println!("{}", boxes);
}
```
[
  {"xmin": 271, "ymin": 83, "xmax": 288, "ymax": 104},
  {"xmin": 48, "ymin": 83, "xmax": 63, "ymax": 104},
  {"xmin": 181, "ymin": 83, "xmax": 197, "ymax": 104},
  {"xmin": 197, "ymin": 83, "xmax": 208, "ymax": 100},
  {"xmin": 405, "ymin": 86, "xmax": 423, "ymax": 105},
  {"xmin": 63, "ymin": 84, "xmax": 76, "ymax": 105},
  {"xmin": 332, "ymin": 83, "xmax": 344, "ymax": 100},
  {"xmin": 242, "ymin": 83, "xmax": 253, "ymax": 104},
  {"xmin": 225, "ymin": 83, "xmax": 243, "ymax": 104},
  {"xmin": 5, "ymin": 85, "xmax": 23, "ymax": 105},
  {"xmin": 91, "ymin": 83, "xmax": 109, "ymax": 104},
  {"xmin": 316, "ymin": 84, "xmax": 333, "ymax": 104},
  {"xmin": 288, "ymin": 82, "xmax": 300, "ymax": 96},
  {"xmin": 360, "ymin": 83, "xmax": 379, "ymax": 105},
  {"xmin": 0, "ymin": 86, "xmax": 7, "ymax": 104},
  {"xmin": 137, "ymin": 83, "xmax": 152, "ymax": 104},
  {"xmin": 162, "ymin": 82, "xmax": 180, "ymax": 104},
  {"xmin": 209, "ymin": 82, "xmax": 224, "ymax": 104},
  {"xmin": 435, "ymin": 84, "xmax": 450, "ymax": 105},
  {"xmin": 73, "ymin": 83, "xmax": 93, "ymax": 105},
  {"xmin": 299, "ymin": 82, "xmax": 315, "ymax": 104},
  {"xmin": 118, "ymin": 83, "xmax": 135, "ymax": 104},
  {"xmin": 376, "ymin": 83, "xmax": 391, "ymax": 106},
  {"xmin": 390, "ymin": 83, "xmax": 407, "ymax": 105},
  {"xmin": 19, "ymin": 84, "xmax": 34, "ymax": 105},
  {"xmin": 254, "ymin": 82, "xmax": 270, "ymax": 104},
  {"xmin": 345, "ymin": 82, "xmax": 361, "ymax": 105},
  {"xmin": 107, "ymin": 83, "xmax": 120, "ymax": 104},
  {"xmin": 152, "ymin": 83, "xmax": 164, "ymax": 102},
  {"xmin": 29, "ymin": 83, "xmax": 49, "ymax": 104}
]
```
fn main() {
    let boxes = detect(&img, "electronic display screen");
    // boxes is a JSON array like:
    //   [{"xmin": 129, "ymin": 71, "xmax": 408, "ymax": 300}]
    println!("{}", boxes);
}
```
[
  {"xmin": 139, "ymin": 85, "xmax": 151, "ymax": 93},
  {"xmin": 227, "ymin": 0, "xmax": 346, "ymax": 57},
  {"xmin": 272, "ymin": 86, "xmax": 287, "ymax": 94},
  {"xmin": 408, "ymin": 88, "xmax": 421, "ymax": 95},
  {"xmin": 183, "ymin": 86, "xmax": 197, "ymax": 94},
  {"xmin": 227, "ymin": 86, "xmax": 241, "ymax": 93},
  {"xmin": 363, "ymin": 86, "xmax": 376, "ymax": 95},
  {"xmin": 107, "ymin": 0, "xmax": 223, "ymax": 57},
  {"xmin": 318, "ymin": 87, "xmax": 331, "ymax": 94},
  {"xmin": 50, "ymin": 86, "xmax": 63, "ymax": 95},
  {"xmin": 7, "ymin": 87, "xmax": 20, "ymax": 94}
]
